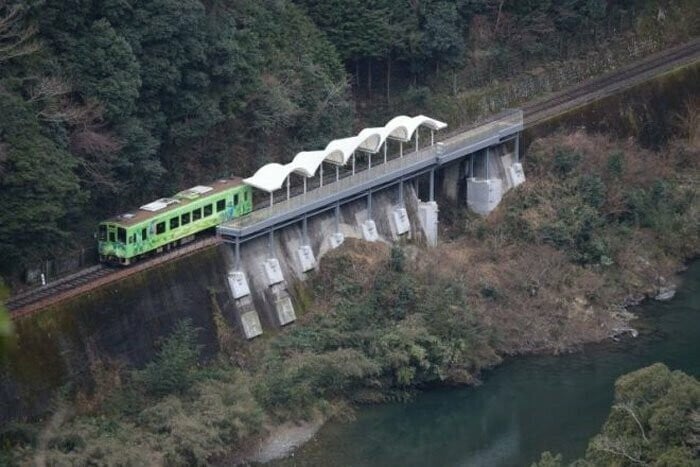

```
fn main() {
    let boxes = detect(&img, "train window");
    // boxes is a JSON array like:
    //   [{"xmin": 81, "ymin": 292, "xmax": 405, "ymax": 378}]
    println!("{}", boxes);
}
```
[
  {"xmin": 98, "ymin": 225, "xmax": 107, "ymax": 241},
  {"xmin": 233, "ymin": 194, "xmax": 239, "ymax": 206},
  {"xmin": 156, "ymin": 222, "xmax": 165, "ymax": 234},
  {"xmin": 181, "ymin": 212, "xmax": 190, "ymax": 225},
  {"xmin": 129, "ymin": 234, "xmax": 136, "ymax": 244},
  {"xmin": 192, "ymin": 208, "xmax": 202, "ymax": 221},
  {"xmin": 244, "ymin": 191, "xmax": 248, "ymax": 200},
  {"xmin": 216, "ymin": 199, "xmax": 226, "ymax": 212},
  {"xmin": 170, "ymin": 217, "xmax": 179, "ymax": 230},
  {"xmin": 117, "ymin": 228, "xmax": 127, "ymax": 244},
  {"xmin": 204, "ymin": 204, "xmax": 213, "ymax": 217},
  {"xmin": 109, "ymin": 232, "xmax": 116, "ymax": 242},
  {"xmin": 142, "ymin": 228, "xmax": 147, "ymax": 241}
]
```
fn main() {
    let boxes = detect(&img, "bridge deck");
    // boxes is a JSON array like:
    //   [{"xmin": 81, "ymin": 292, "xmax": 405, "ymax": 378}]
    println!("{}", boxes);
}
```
[{"xmin": 218, "ymin": 110, "xmax": 523, "ymax": 240}]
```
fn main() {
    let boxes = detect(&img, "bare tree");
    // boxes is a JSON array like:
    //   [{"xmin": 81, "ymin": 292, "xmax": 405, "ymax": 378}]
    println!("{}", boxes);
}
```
[
  {"xmin": 590, "ymin": 435, "xmax": 647, "ymax": 465},
  {"xmin": 674, "ymin": 98, "xmax": 700, "ymax": 147},
  {"xmin": 614, "ymin": 402, "xmax": 650, "ymax": 443},
  {"xmin": 0, "ymin": 2, "xmax": 40, "ymax": 63}
]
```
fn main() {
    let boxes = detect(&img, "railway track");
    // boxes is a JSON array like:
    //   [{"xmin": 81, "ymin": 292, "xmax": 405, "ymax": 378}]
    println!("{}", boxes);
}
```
[
  {"xmin": 5, "ymin": 39, "xmax": 699, "ymax": 320},
  {"xmin": 522, "ymin": 38, "xmax": 700, "ymax": 125},
  {"xmin": 7, "ymin": 236, "xmax": 221, "ymax": 319}
]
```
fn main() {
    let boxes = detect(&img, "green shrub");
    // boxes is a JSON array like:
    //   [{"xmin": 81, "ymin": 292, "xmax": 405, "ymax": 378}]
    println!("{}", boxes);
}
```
[
  {"xmin": 136, "ymin": 320, "xmax": 202, "ymax": 397},
  {"xmin": 578, "ymin": 174, "xmax": 606, "ymax": 209},
  {"xmin": 606, "ymin": 150, "xmax": 625, "ymax": 178},
  {"xmin": 552, "ymin": 148, "xmax": 581, "ymax": 177}
]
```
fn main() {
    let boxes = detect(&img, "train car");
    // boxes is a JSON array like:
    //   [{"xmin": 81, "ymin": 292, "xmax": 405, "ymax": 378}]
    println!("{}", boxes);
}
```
[{"xmin": 98, "ymin": 178, "xmax": 253, "ymax": 265}]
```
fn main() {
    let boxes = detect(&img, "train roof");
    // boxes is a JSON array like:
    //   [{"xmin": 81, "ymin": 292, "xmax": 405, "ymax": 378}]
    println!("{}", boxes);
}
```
[{"xmin": 104, "ymin": 177, "xmax": 245, "ymax": 227}]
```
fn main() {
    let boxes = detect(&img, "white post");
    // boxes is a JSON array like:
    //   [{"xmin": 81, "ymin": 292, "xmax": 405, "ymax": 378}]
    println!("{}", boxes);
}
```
[
  {"xmin": 368, "ymin": 152, "xmax": 372, "ymax": 170},
  {"xmin": 383, "ymin": 142, "xmax": 387, "ymax": 164},
  {"xmin": 303, "ymin": 176, "xmax": 307, "ymax": 194},
  {"xmin": 286, "ymin": 175, "xmax": 290, "ymax": 200},
  {"xmin": 320, "ymin": 163, "xmax": 324, "ymax": 187},
  {"xmin": 431, "ymin": 130, "xmax": 434, "ymax": 146},
  {"xmin": 269, "ymin": 191, "xmax": 273, "ymax": 207},
  {"xmin": 415, "ymin": 130, "xmax": 419, "ymax": 152},
  {"xmin": 352, "ymin": 153, "xmax": 355, "ymax": 175},
  {"xmin": 336, "ymin": 165, "xmax": 339, "ymax": 182},
  {"xmin": 400, "ymin": 142, "xmax": 403, "ymax": 158}
]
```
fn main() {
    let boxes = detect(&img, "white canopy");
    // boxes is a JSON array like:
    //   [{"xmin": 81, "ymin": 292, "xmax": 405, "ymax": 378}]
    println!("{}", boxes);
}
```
[
  {"xmin": 243, "ymin": 115, "xmax": 447, "ymax": 193},
  {"xmin": 243, "ymin": 163, "xmax": 292, "ymax": 192}
]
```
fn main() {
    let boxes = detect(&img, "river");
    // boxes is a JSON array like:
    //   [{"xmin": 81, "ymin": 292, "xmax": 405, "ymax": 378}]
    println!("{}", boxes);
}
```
[{"xmin": 271, "ymin": 261, "xmax": 700, "ymax": 466}]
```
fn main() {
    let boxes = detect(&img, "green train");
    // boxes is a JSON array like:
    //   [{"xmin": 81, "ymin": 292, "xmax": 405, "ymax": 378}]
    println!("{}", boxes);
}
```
[{"xmin": 98, "ymin": 178, "xmax": 253, "ymax": 265}]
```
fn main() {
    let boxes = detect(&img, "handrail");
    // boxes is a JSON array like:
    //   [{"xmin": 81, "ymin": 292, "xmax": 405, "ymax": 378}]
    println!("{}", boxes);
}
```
[{"xmin": 223, "ymin": 110, "xmax": 523, "ymax": 231}]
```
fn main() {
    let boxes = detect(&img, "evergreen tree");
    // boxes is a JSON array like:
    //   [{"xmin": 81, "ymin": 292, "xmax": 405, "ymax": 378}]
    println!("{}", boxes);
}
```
[
  {"xmin": 0, "ymin": 91, "xmax": 84, "ymax": 269},
  {"xmin": 71, "ymin": 18, "xmax": 141, "ymax": 120}
]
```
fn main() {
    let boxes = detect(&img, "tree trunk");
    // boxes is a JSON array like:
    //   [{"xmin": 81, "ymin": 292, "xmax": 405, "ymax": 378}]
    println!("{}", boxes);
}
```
[
  {"xmin": 494, "ymin": 0, "xmax": 505, "ymax": 35},
  {"xmin": 367, "ymin": 57, "xmax": 372, "ymax": 101},
  {"xmin": 386, "ymin": 57, "xmax": 391, "ymax": 106}
]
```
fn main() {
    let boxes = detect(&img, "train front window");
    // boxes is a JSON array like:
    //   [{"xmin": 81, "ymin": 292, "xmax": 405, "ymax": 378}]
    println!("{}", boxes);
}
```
[
  {"xmin": 233, "ymin": 194, "xmax": 239, "ymax": 206},
  {"xmin": 98, "ymin": 225, "xmax": 107, "ymax": 241},
  {"xmin": 109, "ymin": 232, "xmax": 116, "ymax": 242},
  {"xmin": 142, "ymin": 228, "xmax": 147, "ymax": 241},
  {"xmin": 117, "ymin": 228, "xmax": 127, "ymax": 244}
]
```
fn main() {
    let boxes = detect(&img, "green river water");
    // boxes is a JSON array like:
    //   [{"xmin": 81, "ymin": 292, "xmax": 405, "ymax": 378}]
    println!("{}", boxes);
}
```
[{"xmin": 272, "ymin": 260, "xmax": 700, "ymax": 466}]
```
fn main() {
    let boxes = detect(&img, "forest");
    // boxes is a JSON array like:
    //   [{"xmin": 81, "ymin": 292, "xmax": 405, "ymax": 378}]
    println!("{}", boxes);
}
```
[{"xmin": 0, "ymin": 0, "xmax": 697, "ymax": 277}]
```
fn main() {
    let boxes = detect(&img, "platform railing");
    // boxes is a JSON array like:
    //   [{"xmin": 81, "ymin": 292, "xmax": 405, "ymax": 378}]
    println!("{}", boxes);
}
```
[{"xmin": 223, "ymin": 109, "xmax": 523, "ymax": 230}]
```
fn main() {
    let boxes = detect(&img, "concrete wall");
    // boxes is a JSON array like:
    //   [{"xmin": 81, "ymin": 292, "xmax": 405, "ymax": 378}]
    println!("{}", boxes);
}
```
[
  {"xmin": 227, "ymin": 181, "xmax": 434, "ymax": 336},
  {"xmin": 0, "ymin": 181, "xmax": 433, "ymax": 422}
]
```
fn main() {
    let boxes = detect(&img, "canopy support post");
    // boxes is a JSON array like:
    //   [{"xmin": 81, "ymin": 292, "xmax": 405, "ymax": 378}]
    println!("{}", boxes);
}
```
[
  {"xmin": 320, "ymin": 163, "xmax": 324, "ymax": 187},
  {"xmin": 415, "ymin": 130, "xmax": 419, "ymax": 152},
  {"xmin": 286, "ymin": 175, "xmax": 290, "ymax": 201},
  {"xmin": 303, "ymin": 176, "xmax": 307, "ymax": 194},
  {"xmin": 368, "ymin": 152, "xmax": 372, "ymax": 170},
  {"xmin": 269, "ymin": 191, "xmax": 273, "ymax": 208},
  {"xmin": 336, "ymin": 165, "xmax": 339, "ymax": 182},
  {"xmin": 431, "ymin": 130, "xmax": 434, "ymax": 146},
  {"xmin": 400, "ymin": 142, "xmax": 403, "ymax": 158},
  {"xmin": 352, "ymin": 153, "xmax": 355, "ymax": 175},
  {"xmin": 384, "ymin": 142, "xmax": 387, "ymax": 164}
]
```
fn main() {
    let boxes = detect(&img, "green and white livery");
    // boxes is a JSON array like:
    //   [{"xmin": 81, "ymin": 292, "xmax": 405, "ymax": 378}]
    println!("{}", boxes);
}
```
[{"xmin": 98, "ymin": 178, "xmax": 252, "ymax": 265}]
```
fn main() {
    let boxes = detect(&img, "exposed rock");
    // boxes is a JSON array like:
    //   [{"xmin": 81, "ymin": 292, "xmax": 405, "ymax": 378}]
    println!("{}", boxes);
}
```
[
  {"xmin": 622, "ymin": 293, "xmax": 646, "ymax": 307},
  {"xmin": 611, "ymin": 327, "xmax": 639, "ymax": 341},
  {"xmin": 655, "ymin": 285, "xmax": 676, "ymax": 301}
]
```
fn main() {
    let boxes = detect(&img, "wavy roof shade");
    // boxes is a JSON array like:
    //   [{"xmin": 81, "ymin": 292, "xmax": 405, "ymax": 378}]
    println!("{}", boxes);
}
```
[
  {"xmin": 324, "ymin": 136, "xmax": 361, "ymax": 166},
  {"xmin": 386, "ymin": 115, "xmax": 448, "ymax": 141},
  {"xmin": 243, "ymin": 163, "xmax": 292, "ymax": 192},
  {"xmin": 289, "ymin": 151, "xmax": 328, "ymax": 177},
  {"xmin": 242, "ymin": 115, "xmax": 447, "ymax": 193},
  {"xmin": 356, "ymin": 127, "xmax": 390, "ymax": 153}
]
